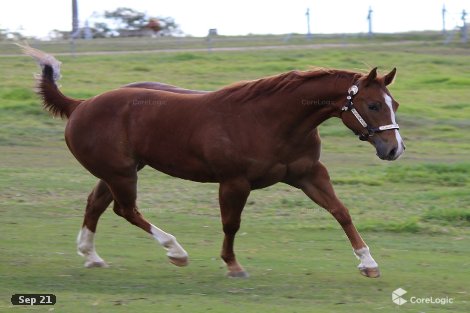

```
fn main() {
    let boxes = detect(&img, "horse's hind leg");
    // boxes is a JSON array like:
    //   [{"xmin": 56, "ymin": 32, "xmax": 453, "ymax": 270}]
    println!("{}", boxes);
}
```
[
  {"xmin": 106, "ymin": 172, "xmax": 189, "ymax": 267},
  {"xmin": 77, "ymin": 180, "xmax": 113, "ymax": 268}
]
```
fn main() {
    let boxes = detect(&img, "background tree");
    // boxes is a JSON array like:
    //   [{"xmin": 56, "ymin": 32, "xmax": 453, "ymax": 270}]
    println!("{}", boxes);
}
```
[
  {"xmin": 0, "ymin": 28, "xmax": 26, "ymax": 41},
  {"xmin": 156, "ymin": 17, "xmax": 182, "ymax": 36},
  {"xmin": 91, "ymin": 22, "xmax": 115, "ymax": 38},
  {"xmin": 104, "ymin": 7, "xmax": 148, "ymax": 31},
  {"xmin": 91, "ymin": 7, "xmax": 182, "ymax": 37}
]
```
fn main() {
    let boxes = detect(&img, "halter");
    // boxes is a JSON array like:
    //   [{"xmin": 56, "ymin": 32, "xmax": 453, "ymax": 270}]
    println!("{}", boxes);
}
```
[{"xmin": 341, "ymin": 85, "xmax": 400, "ymax": 141}]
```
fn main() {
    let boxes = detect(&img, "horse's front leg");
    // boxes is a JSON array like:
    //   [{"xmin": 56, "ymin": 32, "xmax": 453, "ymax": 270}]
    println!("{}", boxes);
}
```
[
  {"xmin": 295, "ymin": 162, "xmax": 380, "ymax": 278},
  {"xmin": 218, "ymin": 178, "xmax": 251, "ymax": 278}
]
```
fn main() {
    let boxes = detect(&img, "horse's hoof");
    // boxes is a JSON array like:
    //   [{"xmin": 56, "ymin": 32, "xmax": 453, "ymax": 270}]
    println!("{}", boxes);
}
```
[
  {"xmin": 227, "ymin": 270, "xmax": 250, "ymax": 278},
  {"xmin": 84, "ymin": 260, "xmax": 109, "ymax": 268},
  {"xmin": 168, "ymin": 256, "xmax": 189, "ymax": 267},
  {"xmin": 359, "ymin": 267, "xmax": 380, "ymax": 278}
]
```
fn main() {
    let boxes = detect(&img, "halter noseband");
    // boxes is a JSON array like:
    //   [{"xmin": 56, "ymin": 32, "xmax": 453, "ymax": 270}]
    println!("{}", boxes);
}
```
[{"xmin": 341, "ymin": 85, "xmax": 400, "ymax": 141}]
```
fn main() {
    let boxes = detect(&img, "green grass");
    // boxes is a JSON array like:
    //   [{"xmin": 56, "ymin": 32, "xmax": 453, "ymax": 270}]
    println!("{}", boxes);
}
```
[
  {"xmin": 0, "ymin": 38, "xmax": 469, "ymax": 312},
  {"xmin": 386, "ymin": 163, "xmax": 470, "ymax": 186}
]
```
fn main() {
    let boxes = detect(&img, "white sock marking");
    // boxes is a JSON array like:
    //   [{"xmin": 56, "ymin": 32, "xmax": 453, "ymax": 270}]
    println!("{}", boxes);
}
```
[
  {"xmin": 354, "ymin": 246, "xmax": 378, "ymax": 269},
  {"xmin": 77, "ymin": 227, "xmax": 107, "ymax": 267},
  {"xmin": 150, "ymin": 224, "xmax": 188, "ymax": 259}
]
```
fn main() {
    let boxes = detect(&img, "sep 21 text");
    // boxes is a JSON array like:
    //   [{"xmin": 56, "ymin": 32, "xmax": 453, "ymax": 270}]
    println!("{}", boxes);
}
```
[{"xmin": 11, "ymin": 294, "xmax": 56, "ymax": 305}]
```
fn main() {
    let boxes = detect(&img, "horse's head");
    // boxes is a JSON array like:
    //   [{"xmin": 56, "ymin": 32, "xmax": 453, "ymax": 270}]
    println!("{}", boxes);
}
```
[{"xmin": 340, "ymin": 67, "xmax": 405, "ymax": 161}]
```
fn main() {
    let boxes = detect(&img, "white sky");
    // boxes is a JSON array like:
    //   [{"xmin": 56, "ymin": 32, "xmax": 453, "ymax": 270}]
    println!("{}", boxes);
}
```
[{"xmin": 0, "ymin": 0, "xmax": 468, "ymax": 38}]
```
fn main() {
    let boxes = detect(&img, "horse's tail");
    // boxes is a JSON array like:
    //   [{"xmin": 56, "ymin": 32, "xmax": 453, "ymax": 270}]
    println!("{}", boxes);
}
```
[{"xmin": 19, "ymin": 44, "xmax": 82, "ymax": 119}]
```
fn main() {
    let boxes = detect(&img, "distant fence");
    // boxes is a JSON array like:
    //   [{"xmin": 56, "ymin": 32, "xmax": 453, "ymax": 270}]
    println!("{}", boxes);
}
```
[{"xmin": 0, "ymin": 31, "xmax": 467, "ymax": 56}]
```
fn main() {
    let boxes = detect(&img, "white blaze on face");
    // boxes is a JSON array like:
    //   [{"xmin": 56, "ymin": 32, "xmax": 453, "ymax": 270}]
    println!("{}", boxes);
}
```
[{"xmin": 383, "ymin": 93, "xmax": 405, "ymax": 158}]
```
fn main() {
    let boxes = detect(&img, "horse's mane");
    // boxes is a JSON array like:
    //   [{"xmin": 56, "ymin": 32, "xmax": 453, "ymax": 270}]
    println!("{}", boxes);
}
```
[{"xmin": 210, "ymin": 68, "xmax": 363, "ymax": 103}]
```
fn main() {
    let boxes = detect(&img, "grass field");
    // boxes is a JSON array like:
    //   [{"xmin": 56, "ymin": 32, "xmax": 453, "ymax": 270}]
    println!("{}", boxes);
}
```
[{"xmin": 0, "ymin": 37, "xmax": 469, "ymax": 312}]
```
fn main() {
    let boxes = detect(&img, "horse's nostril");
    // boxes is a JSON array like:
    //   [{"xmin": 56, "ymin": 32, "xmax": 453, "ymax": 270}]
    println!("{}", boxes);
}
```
[{"xmin": 388, "ymin": 148, "xmax": 397, "ymax": 159}]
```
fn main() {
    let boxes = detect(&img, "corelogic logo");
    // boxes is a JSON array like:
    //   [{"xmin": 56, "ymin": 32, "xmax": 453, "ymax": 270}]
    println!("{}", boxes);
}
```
[
  {"xmin": 392, "ymin": 287, "xmax": 454, "ymax": 306},
  {"xmin": 392, "ymin": 288, "xmax": 407, "ymax": 305}
]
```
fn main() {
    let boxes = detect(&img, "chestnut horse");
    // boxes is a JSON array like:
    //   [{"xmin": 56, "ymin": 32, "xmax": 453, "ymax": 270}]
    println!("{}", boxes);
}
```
[{"xmin": 23, "ymin": 46, "xmax": 404, "ymax": 278}]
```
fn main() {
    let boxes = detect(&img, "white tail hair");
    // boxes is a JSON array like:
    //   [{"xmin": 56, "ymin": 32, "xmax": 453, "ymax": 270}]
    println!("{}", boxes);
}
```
[
  {"xmin": 18, "ymin": 43, "xmax": 62, "ymax": 83},
  {"xmin": 20, "ymin": 44, "xmax": 81, "ymax": 119}
]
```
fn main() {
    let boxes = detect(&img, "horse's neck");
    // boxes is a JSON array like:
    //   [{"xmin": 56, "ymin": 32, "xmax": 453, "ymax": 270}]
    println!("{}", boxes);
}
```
[{"xmin": 250, "ymin": 77, "xmax": 350, "ymax": 137}]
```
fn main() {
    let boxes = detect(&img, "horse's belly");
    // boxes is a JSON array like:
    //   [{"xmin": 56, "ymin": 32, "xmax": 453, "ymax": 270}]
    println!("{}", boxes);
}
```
[
  {"xmin": 249, "ymin": 163, "xmax": 287, "ymax": 189},
  {"xmin": 143, "ymin": 154, "xmax": 216, "ymax": 183}
]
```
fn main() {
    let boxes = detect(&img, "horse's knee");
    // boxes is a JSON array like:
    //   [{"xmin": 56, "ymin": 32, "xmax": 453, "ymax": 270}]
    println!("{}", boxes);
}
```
[
  {"xmin": 112, "ymin": 205, "xmax": 123, "ymax": 217},
  {"xmin": 330, "ymin": 208, "xmax": 352, "ymax": 226},
  {"xmin": 222, "ymin": 222, "xmax": 240, "ymax": 235}
]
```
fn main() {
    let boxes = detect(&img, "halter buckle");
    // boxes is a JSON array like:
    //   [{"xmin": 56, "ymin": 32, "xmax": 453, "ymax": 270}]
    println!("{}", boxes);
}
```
[{"xmin": 348, "ymin": 85, "xmax": 358, "ymax": 96}]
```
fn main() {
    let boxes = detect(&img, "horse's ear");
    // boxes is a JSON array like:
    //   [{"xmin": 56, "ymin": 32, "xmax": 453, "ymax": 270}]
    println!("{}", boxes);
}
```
[
  {"xmin": 384, "ymin": 67, "xmax": 397, "ymax": 86},
  {"xmin": 365, "ymin": 67, "xmax": 378, "ymax": 86}
]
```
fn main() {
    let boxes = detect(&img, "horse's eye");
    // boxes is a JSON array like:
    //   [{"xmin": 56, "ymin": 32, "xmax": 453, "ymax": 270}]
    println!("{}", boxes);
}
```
[{"xmin": 368, "ymin": 103, "xmax": 380, "ymax": 111}]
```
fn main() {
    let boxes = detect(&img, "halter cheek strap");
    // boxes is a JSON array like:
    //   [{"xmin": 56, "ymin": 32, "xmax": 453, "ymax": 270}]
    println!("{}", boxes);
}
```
[{"xmin": 341, "ymin": 85, "xmax": 400, "ymax": 141}]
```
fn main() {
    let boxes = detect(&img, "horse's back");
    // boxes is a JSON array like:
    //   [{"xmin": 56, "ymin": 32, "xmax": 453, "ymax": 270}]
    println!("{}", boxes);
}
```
[{"xmin": 123, "ymin": 82, "xmax": 209, "ymax": 95}]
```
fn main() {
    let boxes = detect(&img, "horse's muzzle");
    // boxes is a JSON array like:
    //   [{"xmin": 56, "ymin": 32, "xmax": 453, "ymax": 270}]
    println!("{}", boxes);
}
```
[{"xmin": 375, "ymin": 140, "xmax": 405, "ymax": 161}]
